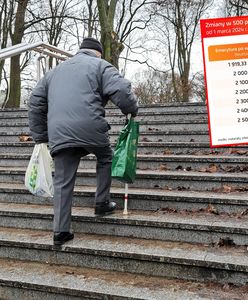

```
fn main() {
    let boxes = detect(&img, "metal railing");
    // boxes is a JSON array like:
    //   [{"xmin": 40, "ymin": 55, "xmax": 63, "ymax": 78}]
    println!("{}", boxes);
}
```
[
  {"xmin": 0, "ymin": 42, "xmax": 73, "ymax": 80},
  {"xmin": 0, "ymin": 42, "xmax": 73, "ymax": 106},
  {"xmin": 0, "ymin": 42, "xmax": 72, "ymax": 61}
]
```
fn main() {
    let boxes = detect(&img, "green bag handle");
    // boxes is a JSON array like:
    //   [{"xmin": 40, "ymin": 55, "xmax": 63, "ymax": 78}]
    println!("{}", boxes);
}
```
[{"xmin": 117, "ymin": 116, "xmax": 132, "ymax": 142}]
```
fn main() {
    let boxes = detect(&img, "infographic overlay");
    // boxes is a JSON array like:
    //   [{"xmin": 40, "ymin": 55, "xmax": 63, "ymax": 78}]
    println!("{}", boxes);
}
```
[{"xmin": 201, "ymin": 16, "xmax": 248, "ymax": 147}]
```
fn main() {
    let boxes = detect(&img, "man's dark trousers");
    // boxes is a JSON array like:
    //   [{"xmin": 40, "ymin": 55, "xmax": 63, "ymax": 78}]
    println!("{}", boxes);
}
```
[{"xmin": 53, "ymin": 145, "xmax": 113, "ymax": 232}]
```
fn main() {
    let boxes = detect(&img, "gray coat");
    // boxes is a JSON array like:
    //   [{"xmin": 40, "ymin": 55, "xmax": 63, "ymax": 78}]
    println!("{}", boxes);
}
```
[{"xmin": 28, "ymin": 49, "xmax": 138, "ymax": 155}]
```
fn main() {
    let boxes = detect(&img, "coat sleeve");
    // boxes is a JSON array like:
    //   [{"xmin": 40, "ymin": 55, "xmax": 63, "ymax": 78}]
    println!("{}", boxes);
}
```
[
  {"xmin": 28, "ymin": 75, "xmax": 49, "ymax": 143},
  {"xmin": 100, "ymin": 61, "xmax": 138, "ymax": 116}
]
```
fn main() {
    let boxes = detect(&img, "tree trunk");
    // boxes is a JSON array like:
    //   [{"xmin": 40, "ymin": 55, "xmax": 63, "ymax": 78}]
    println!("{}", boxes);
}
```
[
  {"xmin": 0, "ymin": 0, "xmax": 13, "ymax": 88},
  {"xmin": 181, "ymin": 72, "xmax": 190, "ymax": 102},
  {"xmin": 97, "ymin": 0, "xmax": 123, "ymax": 69},
  {"xmin": 7, "ymin": 0, "xmax": 29, "ymax": 108},
  {"xmin": 6, "ymin": 55, "xmax": 21, "ymax": 108}
]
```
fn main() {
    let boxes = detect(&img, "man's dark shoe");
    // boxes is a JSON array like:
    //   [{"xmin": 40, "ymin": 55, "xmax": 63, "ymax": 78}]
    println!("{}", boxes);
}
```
[
  {"xmin": 53, "ymin": 232, "xmax": 74, "ymax": 246},
  {"xmin": 95, "ymin": 201, "xmax": 116, "ymax": 216}
]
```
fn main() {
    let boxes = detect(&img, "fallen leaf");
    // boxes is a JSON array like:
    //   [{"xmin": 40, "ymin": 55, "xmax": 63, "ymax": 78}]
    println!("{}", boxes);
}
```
[
  {"xmin": 141, "ymin": 137, "xmax": 150, "ymax": 142},
  {"xmin": 163, "ymin": 186, "xmax": 173, "ymax": 191},
  {"xmin": 212, "ymin": 187, "xmax": 222, "ymax": 193},
  {"xmin": 239, "ymin": 165, "xmax": 248, "ymax": 172},
  {"xmin": 223, "ymin": 185, "xmax": 232, "ymax": 193},
  {"xmin": 217, "ymin": 237, "xmax": 235, "ymax": 247},
  {"xmin": 231, "ymin": 149, "xmax": 248, "ymax": 155},
  {"xmin": 206, "ymin": 204, "xmax": 218, "ymax": 215},
  {"xmin": 177, "ymin": 186, "xmax": 189, "ymax": 191},
  {"xmin": 222, "ymin": 166, "xmax": 236, "ymax": 173},
  {"xmin": 206, "ymin": 164, "xmax": 218, "ymax": 173},
  {"xmin": 160, "ymin": 207, "xmax": 177, "ymax": 213},
  {"xmin": 163, "ymin": 149, "xmax": 173, "ymax": 155},
  {"xmin": 159, "ymin": 164, "xmax": 169, "ymax": 171},
  {"xmin": 222, "ymin": 149, "xmax": 232, "ymax": 155},
  {"xmin": 176, "ymin": 165, "xmax": 183, "ymax": 170},
  {"xmin": 240, "ymin": 209, "xmax": 248, "ymax": 216},
  {"xmin": 19, "ymin": 135, "xmax": 33, "ymax": 142},
  {"xmin": 210, "ymin": 150, "xmax": 219, "ymax": 155},
  {"xmin": 212, "ymin": 185, "xmax": 233, "ymax": 193},
  {"xmin": 193, "ymin": 150, "xmax": 204, "ymax": 156},
  {"xmin": 236, "ymin": 186, "xmax": 248, "ymax": 192},
  {"xmin": 222, "ymin": 283, "xmax": 236, "ymax": 291},
  {"xmin": 65, "ymin": 271, "xmax": 75, "ymax": 275}
]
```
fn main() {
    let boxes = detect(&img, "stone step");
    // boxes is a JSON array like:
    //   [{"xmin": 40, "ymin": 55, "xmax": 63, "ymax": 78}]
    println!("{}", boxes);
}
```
[
  {"xmin": 0, "ymin": 130, "xmax": 210, "ymax": 143},
  {"xmin": 0, "ymin": 182, "xmax": 248, "ymax": 214},
  {"xmin": 107, "ymin": 102, "xmax": 207, "ymax": 113},
  {"xmin": 2, "ymin": 166, "xmax": 248, "ymax": 191},
  {"xmin": 0, "ymin": 108, "xmax": 28, "ymax": 118},
  {"xmin": 1, "ymin": 141, "xmax": 248, "ymax": 156},
  {"xmin": 0, "ymin": 120, "xmax": 209, "ymax": 133},
  {"xmin": 0, "ymin": 203, "xmax": 247, "ymax": 245},
  {"xmin": 1, "ymin": 153, "xmax": 248, "ymax": 172},
  {"xmin": 135, "ymin": 111, "xmax": 208, "ymax": 122},
  {"xmin": 0, "ymin": 111, "xmax": 208, "ymax": 123},
  {"xmin": 0, "ymin": 103, "xmax": 207, "ymax": 117},
  {"xmin": 0, "ymin": 226, "xmax": 246, "ymax": 285},
  {"xmin": 0, "ymin": 258, "xmax": 245, "ymax": 300}
]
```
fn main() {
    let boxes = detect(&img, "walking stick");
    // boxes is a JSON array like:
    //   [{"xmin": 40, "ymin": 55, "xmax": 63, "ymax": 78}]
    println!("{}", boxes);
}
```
[{"xmin": 123, "ymin": 183, "xmax": 128, "ymax": 215}]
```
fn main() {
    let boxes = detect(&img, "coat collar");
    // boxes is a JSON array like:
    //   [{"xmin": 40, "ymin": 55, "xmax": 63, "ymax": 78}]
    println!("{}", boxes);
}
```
[{"xmin": 76, "ymin": 49, "xmax": 99, "ymax": 58}]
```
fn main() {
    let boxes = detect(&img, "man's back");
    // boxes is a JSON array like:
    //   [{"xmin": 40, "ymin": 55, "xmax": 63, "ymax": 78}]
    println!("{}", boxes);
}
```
[
  {"xmin": 29, "ymin": 48, "xmax": 138, "ymax": 156},
  {"xmin": 47, "ymin": 50, "xmax": 110, "ymax": 154}
]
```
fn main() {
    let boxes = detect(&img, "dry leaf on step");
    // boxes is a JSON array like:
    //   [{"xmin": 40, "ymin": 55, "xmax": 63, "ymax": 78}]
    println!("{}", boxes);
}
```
[
  {"xmin": 159, "ymin": 164, "xmax": 169, "ymax": 171},
  {"xmin": 19, "ymin": 135, "xmax": 33, "ymax": 142},
  {"xmin": 141, "ymin": 137, "xmax": 150, "ymax": 142},
  {"xmin": 231, "ymin": 149, "xmax": 248, "ymax": 155},
  {"xmin": 222, "ymin": 185, "xmax": 232, "ymax": 193},
  {"xmin": 206, "ymin": 204, "xmax": 218, "ymax": 215},
  {"xmin": 217, "ymin": 237, "xmax": 235, "ymax": 247},
  {"xmin": 206, "ymin": 164, "xmax": 218, "ymax": 173},
  {"xmin": 163, "ymin": 149, "xmax": 173, "ymax": 155},
  {"xmin": 176, "ymin": 165, "xmax": 183, "ymax": 170},
  {"xmin": 240, "ymin": 209, "xmax": 248, "ymax": 216}
]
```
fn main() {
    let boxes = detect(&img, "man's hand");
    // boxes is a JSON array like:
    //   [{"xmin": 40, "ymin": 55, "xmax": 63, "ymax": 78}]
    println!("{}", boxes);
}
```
[{"xmin": 131, "ymin": 107, "xmax": 138, "ymax": 118}]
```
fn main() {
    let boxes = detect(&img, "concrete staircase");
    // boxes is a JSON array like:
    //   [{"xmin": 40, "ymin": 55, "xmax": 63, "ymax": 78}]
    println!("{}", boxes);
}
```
[{"xmin": 0, "ymin": 103, "xmax": 248, "ymax": 299}]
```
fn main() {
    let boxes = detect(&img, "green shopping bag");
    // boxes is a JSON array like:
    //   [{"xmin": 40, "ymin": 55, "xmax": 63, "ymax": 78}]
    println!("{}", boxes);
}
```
[{"xmin": 111, "ymin": 118, "xmax": 139, "ymax": 183}]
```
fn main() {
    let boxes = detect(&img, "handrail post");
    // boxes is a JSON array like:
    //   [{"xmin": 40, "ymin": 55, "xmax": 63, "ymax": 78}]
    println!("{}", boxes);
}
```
[{"xmin": 37, "ymin": 55, "xmax": 50, "ymax": 81}]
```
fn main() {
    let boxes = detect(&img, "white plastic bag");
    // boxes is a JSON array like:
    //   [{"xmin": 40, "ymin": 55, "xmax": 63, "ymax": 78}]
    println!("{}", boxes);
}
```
[{"xmin": 25, "ymin": 143, "xmax": 54, "ymax": 197}]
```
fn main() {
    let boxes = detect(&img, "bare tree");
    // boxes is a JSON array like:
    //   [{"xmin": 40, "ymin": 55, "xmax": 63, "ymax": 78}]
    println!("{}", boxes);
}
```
[
  {"xmin": 86, "ymin": 0, "xmax": 98, "ymax": 37},
  {"xmin": 156, "ymin": 0, "xmax": 213, "ymax": 102},
  {"xmin": 133, "ymin": 70, "xmax": 176, "ymax": 104},
  {"xmin": 5, "ymin": 0, "xmax": 89, "ymax": 107},
  {"xmin": 225, "ymin": 0, "xmax": 248, "ymax": 15},
  {"xmin": 190, "ymin": 72, "xmax": 206, "ymax": 103},
  {"xmin": 0, "ymin": 0, "xmax": 14, "ymax": 88},
  {"xmin": 39, "ymin": 0, "xmax": 79, "ymax": 68},
  {"xmin": 97, "ymin": 0, "xmax": 156, "ymax": 69},
  {"xmin": 7, "ymin": 0, "xmax": 29, "ymax": 108}
]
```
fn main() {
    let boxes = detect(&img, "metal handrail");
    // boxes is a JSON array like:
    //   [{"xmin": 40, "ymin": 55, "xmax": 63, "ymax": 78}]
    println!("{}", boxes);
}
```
[
  {"xmin": 0, "ymin": 42, "xmax": 73, "ymax": 107},
  {"xmin": 0, "ymin": 42, "xmax": 73, "ymax": 61}
]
